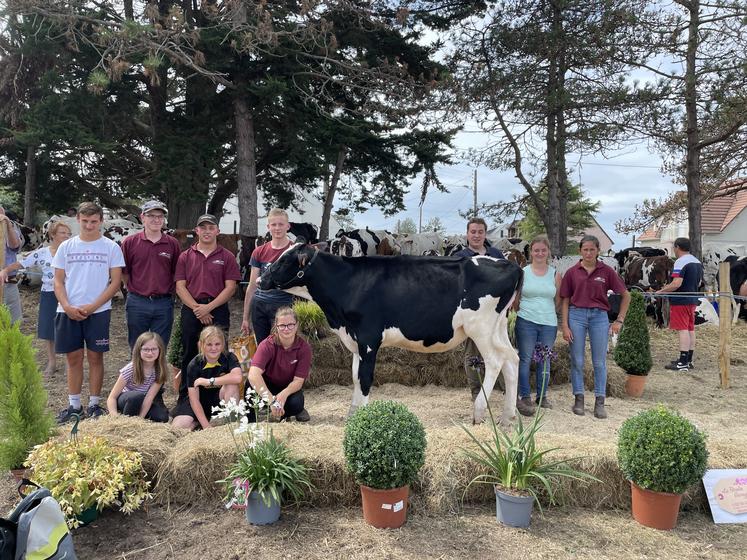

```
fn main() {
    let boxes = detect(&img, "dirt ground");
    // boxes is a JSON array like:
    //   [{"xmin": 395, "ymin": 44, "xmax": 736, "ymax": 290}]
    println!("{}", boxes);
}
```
[{"xmin": 2, "ymin": 287, "xmax": 747, "ymax": 559}]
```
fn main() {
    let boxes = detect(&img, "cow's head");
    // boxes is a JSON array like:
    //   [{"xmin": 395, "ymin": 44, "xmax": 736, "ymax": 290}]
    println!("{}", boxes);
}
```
[{"xmin": 258, "ymin": 243, "xmax": 317, "ymax": 299}]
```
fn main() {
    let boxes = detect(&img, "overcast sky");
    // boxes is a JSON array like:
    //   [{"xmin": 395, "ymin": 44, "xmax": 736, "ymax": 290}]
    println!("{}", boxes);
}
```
[{"xmin": 349, "ymin": 131, "xmax": 680, "ymax": 250}]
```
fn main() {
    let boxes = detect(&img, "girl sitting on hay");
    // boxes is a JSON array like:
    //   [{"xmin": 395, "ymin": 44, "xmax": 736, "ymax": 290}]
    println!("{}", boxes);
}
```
[
  {"xmin": 106, "ymin": 331, "xmax": 170, "ymax": 422},
  {"xmin": 246, "ymin": 306, "xmax": 311, "ymax": 422},
  {"xmin": 171, "ymin": 326, "xmax": 242, "ymax": 430}
]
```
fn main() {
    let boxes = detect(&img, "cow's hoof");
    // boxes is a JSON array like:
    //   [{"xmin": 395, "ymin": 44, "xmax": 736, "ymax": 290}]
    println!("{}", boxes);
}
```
[
  {"xmin": 347, "ymin": 405, "xmax": 359, "ymax": 418},
  {"xmin": 498, "ymin": 415, "xmax": 515, "ymax": 429}
]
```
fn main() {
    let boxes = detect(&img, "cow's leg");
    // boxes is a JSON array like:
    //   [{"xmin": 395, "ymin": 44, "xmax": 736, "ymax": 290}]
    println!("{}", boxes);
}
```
[
  {"xmin": 471, "ymin": 334, "xmax": 519, "ymax": 427},
  {"xmin": 349, "ymin": 353, "xmax": 368, "ymax": 417}
]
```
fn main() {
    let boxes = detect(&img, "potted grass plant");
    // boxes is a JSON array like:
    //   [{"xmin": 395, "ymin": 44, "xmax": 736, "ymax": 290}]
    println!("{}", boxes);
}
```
[
  {"xmin": 215, "ymin": 390, "xmax": 312, "ymax": 525},
  {"xmin": 613, "ymin": 291, "xmax": 652, "ymax": 397},
  {"xmin": 462, "ymin": 345, "xmax": 597, "ymax": 528},
  {"xmin": 343, "ymin": 400, "xmax": 426, "ymax": 529},
  {"xmin": 0, "ymin": 305, "xmax": 55, "ymax": 478},
  {"xmin": 617, "ymin": 405, "xmax": 708, "ymax": 530}
]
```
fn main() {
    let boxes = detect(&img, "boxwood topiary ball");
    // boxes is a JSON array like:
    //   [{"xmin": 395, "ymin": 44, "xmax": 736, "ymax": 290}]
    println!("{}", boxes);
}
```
[
  {"xmin": 343, "ymin": 400, "xmax": 427, "ymax": 490},
  {"xmin": 617, "ymin": 405, "xmax": 708, "ymax": 494}
]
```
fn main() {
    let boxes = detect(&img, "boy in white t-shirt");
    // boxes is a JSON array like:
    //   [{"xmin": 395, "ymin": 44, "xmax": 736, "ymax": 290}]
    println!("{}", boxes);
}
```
[{"xmin": 53, "ymin": 202, "xmax": 125, "ymax": 422}]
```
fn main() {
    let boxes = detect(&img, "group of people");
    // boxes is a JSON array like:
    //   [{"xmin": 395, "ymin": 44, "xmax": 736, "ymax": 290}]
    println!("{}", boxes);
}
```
[
  {"xmin": 1, "ymin": 201, "xmax": 704, "ymax": 426},
  {"xmin": 0, "ymin": 201, "xmax": 311, "ymax": 428},
  {"xmin": 456, "ymin": 218, "xmax": 703, "ymax": 420}
]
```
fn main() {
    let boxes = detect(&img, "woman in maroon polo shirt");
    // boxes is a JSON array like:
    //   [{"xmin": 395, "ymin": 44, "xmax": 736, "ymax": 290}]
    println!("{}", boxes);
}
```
[
  {"xmin": 246, "ymin": 306, "xmax": 311, "ymax": 422},
  {"xmin": 560, "ymin": 236, "xmax": 630, "ymax": 419}
]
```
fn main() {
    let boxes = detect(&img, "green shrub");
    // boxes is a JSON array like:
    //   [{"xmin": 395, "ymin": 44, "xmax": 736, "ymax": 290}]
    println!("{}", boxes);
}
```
[
  {"xmin": 293, "ymin": 300, "xmax": 328, "ymax": 340},
  {"xmin": 613, "ymin": 291, "xmax": 652, "ymax": 375},
  {"xmin": 343, "ymin": 400, "xmax": 426, "ymax": 489},
  {"xmin": 617, "ymin": 405, "xmax": 708, "ymax": 494},
  {"xmin": 168, "ymin": 314, "xmax": 183, "ymax": 368},
  {"xmin": 0, "ymin": 305, "xmax": 55, "ymax": 470}
]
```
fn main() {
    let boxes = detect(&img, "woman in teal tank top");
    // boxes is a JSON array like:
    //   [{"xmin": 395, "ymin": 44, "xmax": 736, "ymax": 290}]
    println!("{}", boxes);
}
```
[{"xmin": 514, "ymin": 236, "xmax": 561, "ymax": 416}]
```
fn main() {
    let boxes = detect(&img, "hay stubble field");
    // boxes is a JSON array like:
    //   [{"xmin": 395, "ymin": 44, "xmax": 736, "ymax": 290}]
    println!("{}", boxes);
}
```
[{"xmin": 2, "ymin": 288, "xmax": 746, "ymax": 559}]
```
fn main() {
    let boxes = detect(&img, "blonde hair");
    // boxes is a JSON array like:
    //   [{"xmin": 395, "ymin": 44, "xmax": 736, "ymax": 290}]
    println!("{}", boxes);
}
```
[
  {"xmin": 48, "ymin": 221, "xmax": 72, "ymax": 237},
  {"xmin": 131, "ymin": 331, "xmax": 168, "ymax": 386},
  {"xmin": 267, "ymin": 208, "xmax": 289, "ymax": 221},
  {"xmin": 197, "ymin": 326, "xmax": 226, "ymax": 359},
  {"xmin": 529, "ymin": 235, "xmax": 552, "ymax": 263}
]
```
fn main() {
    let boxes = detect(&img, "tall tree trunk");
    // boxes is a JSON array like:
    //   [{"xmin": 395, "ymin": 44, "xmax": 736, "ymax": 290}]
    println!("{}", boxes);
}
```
[
  {"xmin": 123, "ymin": 0, "xmax": 133, "ymax": 20},
  {"xmin": 23, "ymin": 144, "xmax": 37, "ymax": 226},
  {"xmin": 234, "ymin": 94, "xmax": 258, "ymax": 238},
  {"xmin": 319, "ymin": 146, "xmax": 347, "ymax": 241},
  {"xmin": 684, "ymin": 0, "xmax": 702, "ymax": 258},
  {"xmin": 543, "ymin": 1, "xmax": 569, "ymax": 257}
]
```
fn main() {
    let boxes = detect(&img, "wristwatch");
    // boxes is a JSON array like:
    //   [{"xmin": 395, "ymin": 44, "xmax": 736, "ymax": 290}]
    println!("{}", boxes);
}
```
[{"xmin": 209, "ymin": 377, "xmax": 215, "ymax": 387}]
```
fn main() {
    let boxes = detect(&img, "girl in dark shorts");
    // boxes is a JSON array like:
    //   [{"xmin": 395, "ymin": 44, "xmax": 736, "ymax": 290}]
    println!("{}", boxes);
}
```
[
  {"xmin": 106, "ymin": 331, "xmax": 169, "ymax": 422},
  {"xmin": 171, "ymin": 326, "xmax": 242, "ymax": 430},
  {"xmin": 0, "ymin": 220, "xmax": 72, "ymax": 375}
]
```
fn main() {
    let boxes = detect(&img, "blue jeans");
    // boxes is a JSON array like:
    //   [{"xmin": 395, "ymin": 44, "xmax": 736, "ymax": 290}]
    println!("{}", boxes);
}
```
[
  {"xmin": 125, "ymin": 293, "xmax": 174, "ymax": 350},
  {"xmin": 568, "ymin": 306, "xmax": 609, "ymax": 397},
  {"xmin": 515, "ymin": 316, "xmax": 557, "ymax": 399}
]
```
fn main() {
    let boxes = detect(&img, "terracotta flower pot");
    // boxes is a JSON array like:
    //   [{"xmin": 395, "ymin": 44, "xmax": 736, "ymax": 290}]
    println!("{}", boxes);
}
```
[
  {"xmin": 360, "ymin": 485, "xmax": 409, "ymax": 529},
  {"xmin": 625, "ymin": 374, "xmax": 647, "ymax": 398},
  {"xmin": 630, "ymin": 481, "xmax": 682, "ymax": 530}
]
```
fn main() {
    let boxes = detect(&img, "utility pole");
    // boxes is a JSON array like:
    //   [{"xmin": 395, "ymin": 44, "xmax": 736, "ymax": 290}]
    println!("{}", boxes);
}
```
[
  {"xmin": 473, "ymin": 169, "xmax": 478, "ymax": 216},
  {"xmin": 418, "ymin": 202, "xmax": 423, "ymax": 233}
]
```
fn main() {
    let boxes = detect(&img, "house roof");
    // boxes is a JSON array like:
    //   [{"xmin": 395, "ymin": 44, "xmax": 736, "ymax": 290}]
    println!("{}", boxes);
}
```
[
  {"xmin": 703, "ymin": 183, "xmax": 747, "ymax": 233},
  {"xmin": 638, "ymin": 226, "xmax": 661, "ymax": 241}
]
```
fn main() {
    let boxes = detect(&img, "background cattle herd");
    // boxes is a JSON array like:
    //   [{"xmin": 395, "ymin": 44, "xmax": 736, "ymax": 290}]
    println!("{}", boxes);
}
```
[{"xmin": 13, "ymin": 212, "xmax": 747, "ymax": 326}]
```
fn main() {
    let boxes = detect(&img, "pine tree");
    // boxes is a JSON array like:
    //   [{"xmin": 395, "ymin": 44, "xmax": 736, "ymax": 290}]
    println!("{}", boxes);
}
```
[
  {"xmin": 0, "ymin": 305, "xmax": 54, "ymax": 470},
  {"xmin": 613, "ymin": 291, "xmax": 652, "ymax": 376}
]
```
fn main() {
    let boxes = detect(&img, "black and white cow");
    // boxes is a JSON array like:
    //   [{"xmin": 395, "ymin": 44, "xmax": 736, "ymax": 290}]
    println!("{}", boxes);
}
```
[
  {"xmin": 614, "ymin": 246, "xmax": 667, "ymax": 272},
  {"xmin": 259, "ymin": 244, "xmax": 523, "ymax": 425}
]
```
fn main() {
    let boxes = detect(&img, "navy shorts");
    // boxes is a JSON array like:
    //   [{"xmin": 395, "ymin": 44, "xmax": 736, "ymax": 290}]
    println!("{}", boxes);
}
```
[
  {"xmin": 54, "ymin": 310, "xmax": 111, "ymax": 353},
  {"xmin": 38, "ymin": 291, "xmax": 58, "ymax": 341}
]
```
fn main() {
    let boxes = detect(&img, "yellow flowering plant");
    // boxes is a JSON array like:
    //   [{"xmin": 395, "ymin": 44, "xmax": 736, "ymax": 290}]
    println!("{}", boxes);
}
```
[{"xmin": 25, "ymin": 435, "xmax": 152, "ymax": 527}]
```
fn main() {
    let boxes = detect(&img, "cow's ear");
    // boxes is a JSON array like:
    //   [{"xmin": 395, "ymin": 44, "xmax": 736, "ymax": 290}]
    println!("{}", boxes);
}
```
[{"xmin": 298, "ymin": 252, "xmax": 308, "ymax": 268}]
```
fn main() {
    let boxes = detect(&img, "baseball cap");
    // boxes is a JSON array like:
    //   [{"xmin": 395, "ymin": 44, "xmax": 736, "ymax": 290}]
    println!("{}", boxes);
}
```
[
  {"xmin": 141, "ymin": 200, "xmax": 168, "ymax": 214},
  {"xmin": 196, "ymin": 214, "xmax": 218, "ymax": 226}
]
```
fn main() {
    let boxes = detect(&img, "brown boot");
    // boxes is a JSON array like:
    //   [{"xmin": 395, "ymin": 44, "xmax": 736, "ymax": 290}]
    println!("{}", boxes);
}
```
[
  {"xmin": 594, "ymin": 396, "xmax": 607, "ymax": 419},
  {"xmin": 572, "ymin": 394, "xmax": 585, "ymax": 416},
  {"xmin": 516, "ymin": 396, "xmax": 535, "ymax": 417}
]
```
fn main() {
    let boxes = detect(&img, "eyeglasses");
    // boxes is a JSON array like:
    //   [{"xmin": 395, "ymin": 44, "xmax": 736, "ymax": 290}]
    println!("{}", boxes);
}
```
[
  {"xmin": 140, "ymin": 347, "xmax": 160, "ymax": 353},
  {"xmin": 276, "ymin": 323, "xmax": 297, "ymax": 330},
  {"xmin": 143, "ymin": 214, "xmax": 165, "ymax": 220}
]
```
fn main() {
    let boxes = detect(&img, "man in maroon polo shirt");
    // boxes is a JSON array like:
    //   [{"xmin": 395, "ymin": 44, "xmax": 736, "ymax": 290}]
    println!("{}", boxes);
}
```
[
  {"xmin": 121, "ymin": 200, "xmax": 182, "ymax": 349},
  {"xmin": 175, "ymin": 214, "xmax": 241, "ymax": 389}
]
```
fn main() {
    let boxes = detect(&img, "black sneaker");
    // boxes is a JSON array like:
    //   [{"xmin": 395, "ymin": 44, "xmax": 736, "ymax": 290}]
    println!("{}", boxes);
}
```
[
  {"xmin": 57, "ymin": 406, "xmax": 84, "ymax": 424},
  {"xmin": 294, "ymin": 408, "xmax": 311, "ymax": 422},
  {"xmin": 665, "ymin": 361, "xmax": 691, "ymax": 371},
  {"xmin": 668, "ymin": 360, "xmax": 695, "ymax": 369},
  {"xmin": 86, "ymin": 403, "xmax": 107, "ymax": 419}
]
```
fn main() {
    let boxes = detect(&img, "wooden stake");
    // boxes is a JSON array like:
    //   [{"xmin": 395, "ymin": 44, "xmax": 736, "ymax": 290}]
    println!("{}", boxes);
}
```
[{"xmin": 718, "ymin": 261, "xmax": 731, "ymax": 388}]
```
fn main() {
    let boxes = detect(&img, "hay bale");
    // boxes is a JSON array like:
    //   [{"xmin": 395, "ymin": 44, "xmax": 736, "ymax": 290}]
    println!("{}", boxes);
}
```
[
  {"xmin": 308, "ymin": 337, "xmax": 466, "ymax": 389},
  {"xmin": 77, "ymin": 415, "xmax": 183, "ymax": 475},
  {"xmin": 83, "ymin": 412, "xmax": 745, "ymax": 515},
  {"xmin": 309, "ymin": 335, "xmax": 626, "ymax": 397},
  {"xmin": 154, "ymin": 427, "xmax": 237, "ymax": 505}
]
